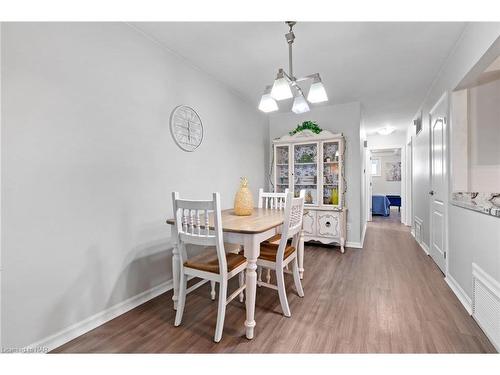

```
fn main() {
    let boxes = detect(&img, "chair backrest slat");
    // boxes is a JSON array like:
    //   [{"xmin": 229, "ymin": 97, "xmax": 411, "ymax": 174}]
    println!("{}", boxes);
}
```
[
  {"xmin": 258, "ymin": 188, "xmax": 289, "ymax": 210},
  {"xmin": 172, "ymin": 192, "xmax": 227, "ymax": 274},
  {"xmin": 190, "ymin": 210, "xmax": 195, "ymax": 235},
  {"xmin": 204, "ymin": 209, "xmax": 209, "ymax": 236},
  {"xmin": 196, "ymin": 210, "xmax": 201, "ymax": 236},
  {"xmin": 276, "ymin": 192, "xmax": 305, "ymax": 265}
]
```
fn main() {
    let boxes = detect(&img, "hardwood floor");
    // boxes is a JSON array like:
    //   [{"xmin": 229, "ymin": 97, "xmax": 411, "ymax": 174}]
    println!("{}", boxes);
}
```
[{"xmin": 52, "ymin": 212, "xmax": 496, "ymax": 353}]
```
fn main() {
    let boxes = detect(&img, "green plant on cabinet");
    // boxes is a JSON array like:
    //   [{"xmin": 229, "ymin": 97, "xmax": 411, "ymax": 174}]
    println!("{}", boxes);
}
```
[{"xmin": 289, "ymin": 121, "xmax": 323, "ymax": 136}]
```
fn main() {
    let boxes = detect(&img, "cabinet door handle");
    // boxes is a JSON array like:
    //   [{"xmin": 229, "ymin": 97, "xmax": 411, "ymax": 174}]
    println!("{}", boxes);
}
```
[{"xmin": 325, "ymin": 221, "xmax": 331, "ymax": 227}]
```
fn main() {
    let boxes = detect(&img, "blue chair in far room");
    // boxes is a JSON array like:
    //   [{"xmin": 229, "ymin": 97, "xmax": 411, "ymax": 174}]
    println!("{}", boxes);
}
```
[{"xmin": 386, "ymin": 195, "xmax": 402, "ymax": 212}]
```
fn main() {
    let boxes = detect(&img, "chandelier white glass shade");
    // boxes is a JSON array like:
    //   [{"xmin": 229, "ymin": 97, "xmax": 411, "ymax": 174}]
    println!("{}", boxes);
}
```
[
  {"xmin": 258, "ymin": 87, "xmax": 279, "ymax": 113},
  {"xmin": 307, "ymin": 76, "xmax": 328, "ymax": 103},
  {"xmin": 292, "ymin": 93, "xmax": 310, "ymax": 114},
  {"xmin": 259, "ymin": 22, "xmax": 328, "ymax": 114},
  {"xmin": 271, "ymin": 69, "xmax": 293, "ymax": 100}
]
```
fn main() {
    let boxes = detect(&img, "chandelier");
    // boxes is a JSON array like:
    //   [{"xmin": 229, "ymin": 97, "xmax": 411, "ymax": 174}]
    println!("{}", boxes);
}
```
[{"xmin": 258, "ymin": 21, "xmax": 328, "ymax": 114}]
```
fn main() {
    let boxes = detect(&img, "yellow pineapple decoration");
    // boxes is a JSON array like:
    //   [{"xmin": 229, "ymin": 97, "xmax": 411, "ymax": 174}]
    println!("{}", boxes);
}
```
[{"xmin": 234, "ymin": 177, "xmax": 254, "ymax": 216}]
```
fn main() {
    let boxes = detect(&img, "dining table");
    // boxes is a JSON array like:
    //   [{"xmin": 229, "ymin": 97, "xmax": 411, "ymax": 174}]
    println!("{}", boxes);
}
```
[{"xmin": 166, "ymin": 207, "xmax": 305, "ymax": 339}]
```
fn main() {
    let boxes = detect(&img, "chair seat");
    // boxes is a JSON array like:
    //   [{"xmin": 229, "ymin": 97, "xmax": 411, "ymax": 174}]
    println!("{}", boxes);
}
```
[
  {"xmin": 262, "ymin": 233, "xmax": 293, "ymax": 245},
  {"xmin": 259, "ymin": 242, "xmax": 295, "ymax": 262},
  {"xmin": 184, "ymin": 250, "xmax": 246, "ymax": 274},
  {"xmin": 262, "ymin": 233, "xmax": 281, "ymax": 245}
]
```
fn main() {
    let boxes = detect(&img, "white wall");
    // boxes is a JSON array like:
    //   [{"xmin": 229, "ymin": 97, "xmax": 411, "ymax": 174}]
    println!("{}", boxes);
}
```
[
  {"xmin": 268, "ymin": 102, "xmax": 362, "ymax": 245},
  {"xmin": 449, "ymin": 204, "xmax": 500, "ymax": 297},
  {"xmin": 367, "ymin": 130, "xmax": 407, "ymax": 150},
  {"xmin": 0, "ymin": 22, "xmax": 3, "ymax": 349},
  {"xmin": 409, "ymin": 23, "xmax": 500, "ymax": 249},
  {"xmin": 371, "ymin": 153, "xmax": 401, "ymax": 196},
  {"xmin": 406, "ymin": 23, "xmax": 500, "ymax": 301},
  {"xmin": 451, "ymin": 81, "xmax": 500, "ymax": 193},
  {"xmin": 451, "ymin": 89, "xmax": 469, "ymax": 191},
  {"xmin": 1, "ymin": 23, "xmax": 267, "ymax": 348},
  {"xmin": 468, "ymin": 78, "xmax": 500, "ymax": 191},
  {"xmin": 360, "ymin": 125, "xmax": 367, "ymax": 242}
]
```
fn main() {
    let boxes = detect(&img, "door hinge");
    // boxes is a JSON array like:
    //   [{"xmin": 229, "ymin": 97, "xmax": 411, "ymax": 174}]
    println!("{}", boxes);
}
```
[{"xmin": 444, "ymin": 251, "xmax": 447, "ymax": 259}]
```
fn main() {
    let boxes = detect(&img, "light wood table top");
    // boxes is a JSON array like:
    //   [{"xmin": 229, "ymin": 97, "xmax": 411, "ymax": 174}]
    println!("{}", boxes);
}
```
[{"xmin": 166, "ymin": 207, "xmax": 285, "ymax": 234}]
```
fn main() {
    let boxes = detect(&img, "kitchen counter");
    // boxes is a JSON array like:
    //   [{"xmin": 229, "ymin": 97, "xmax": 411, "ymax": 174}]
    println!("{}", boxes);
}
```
[{"xmin": 451, "ymin": 192, "xmax": 500, "ymax": 218}]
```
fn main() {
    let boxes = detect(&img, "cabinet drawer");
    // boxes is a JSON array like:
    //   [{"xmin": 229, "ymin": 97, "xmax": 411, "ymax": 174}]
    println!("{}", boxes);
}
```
[
  {"xmin": 317, "ymin": 211, "xmax": 340, "ymax": 238},
  {"xmin": 302, "ymin": 210, "xmax": 316, "ymax": 235}
]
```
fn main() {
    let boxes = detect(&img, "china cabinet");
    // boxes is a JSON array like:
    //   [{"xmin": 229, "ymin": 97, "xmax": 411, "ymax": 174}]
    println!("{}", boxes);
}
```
[{"xmin": 273, "ymin": 129, "xmax": 347, "ymax": 252}]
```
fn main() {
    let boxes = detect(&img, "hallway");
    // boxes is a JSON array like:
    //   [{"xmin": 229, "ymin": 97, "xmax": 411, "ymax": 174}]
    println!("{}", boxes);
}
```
[{"xmin": 53, "ymin": 218, "xmax": 496, "ymax": 353}]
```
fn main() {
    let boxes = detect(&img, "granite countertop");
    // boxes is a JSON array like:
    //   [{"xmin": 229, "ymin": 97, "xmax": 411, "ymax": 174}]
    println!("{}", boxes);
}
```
[{"xmin": 451, "ymin": 192, "xmax": 500, "ymax": 218}]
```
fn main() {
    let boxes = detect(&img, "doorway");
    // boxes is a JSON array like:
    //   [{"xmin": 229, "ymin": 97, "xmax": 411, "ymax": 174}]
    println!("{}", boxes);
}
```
[{"xmin": 368, "ymin": 147, "xmax": 404, "ymax": 222}]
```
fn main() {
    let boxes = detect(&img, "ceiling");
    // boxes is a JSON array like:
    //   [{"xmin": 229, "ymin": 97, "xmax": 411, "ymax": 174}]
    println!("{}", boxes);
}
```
[{"xmin": 131, "ymin": 22, "xmax": 466, "ymax": 133}]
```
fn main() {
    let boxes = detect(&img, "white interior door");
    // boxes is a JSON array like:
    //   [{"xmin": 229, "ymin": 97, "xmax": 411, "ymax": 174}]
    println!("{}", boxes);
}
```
[{"xmin": 429, "ymin": 93, "xmax": 448, "ymax": 274}]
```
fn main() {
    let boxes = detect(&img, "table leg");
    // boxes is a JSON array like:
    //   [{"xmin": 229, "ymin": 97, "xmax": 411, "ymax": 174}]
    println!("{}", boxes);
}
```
[
  {"xmin": 172, "ymin": 243, "xmax": 180, "ymax": 310},
  {"xmin": 244, "ymin": 236, "xmax": 258, "ymax": 339},
  {"xmin": 298, "ymin": 230, "xmax": 305, "ymax": 280}
]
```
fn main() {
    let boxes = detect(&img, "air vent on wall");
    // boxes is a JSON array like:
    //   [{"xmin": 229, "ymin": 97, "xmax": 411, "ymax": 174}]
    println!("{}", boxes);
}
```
[{"xmin": 472, "ymin": 263, "xmax": 500, "ymax": 351}]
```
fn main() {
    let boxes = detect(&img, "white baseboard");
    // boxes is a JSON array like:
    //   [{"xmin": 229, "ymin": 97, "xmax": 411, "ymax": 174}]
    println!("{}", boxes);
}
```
[
  {"xmin": 445, "ymin": 275, "xmax": 472, "ymax": 315},
  {"xmin": 360, "ymin": 222, "xmax": 367, "ymax": 248},
  {"xmin": 346, "ymin": 241, "xmax": 362, "ymax": 249},
  {"xmin": 420, "ymin": 241, "xmax": 430, "ymax": 256},
  {"xmin": 411, "ymin": 230, "xmax": 429, "ymax": 256},
  {"xmin": 26, "ymin": 279, "xmax": 173, "ymax": 352}
]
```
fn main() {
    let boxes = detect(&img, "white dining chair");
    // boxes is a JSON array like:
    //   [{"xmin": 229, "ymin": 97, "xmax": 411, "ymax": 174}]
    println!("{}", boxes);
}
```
[
  {"xmin": 172, "ymin": 192, "xmax": 247, "ymax": 342},
  {"xmin": 256, "ymin": 192, "xmax": 305, "ymax": 317},
  {"xmin": 257, "ymin": 188, "xmax": 289, "ymax": 209},
  {"xmin": 256, "ymin": 188, "xmax": 289, "ymax": 284},
  {"xmin": 258, "ymin": 189, "xmax": 306, "ymax": 282}
]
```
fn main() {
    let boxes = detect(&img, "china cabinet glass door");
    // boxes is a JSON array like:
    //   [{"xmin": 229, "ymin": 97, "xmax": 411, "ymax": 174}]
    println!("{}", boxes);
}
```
[
  {"xmin": 322, "ymin": 141, "xmax": 340, "ymax": 206},
  {"xmin": 293, "ymin": 143, "xmax": 318, "ymax": 205},
  {"xmin": 275, "ymin": 145, "xmax": 290, "ymax": 193}
]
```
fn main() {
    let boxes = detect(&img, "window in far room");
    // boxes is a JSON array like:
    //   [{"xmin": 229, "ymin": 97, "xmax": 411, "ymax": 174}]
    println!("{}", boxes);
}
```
[{"xmin": 371, "ymin": 158, "xmax": 381, "ymax": 176}]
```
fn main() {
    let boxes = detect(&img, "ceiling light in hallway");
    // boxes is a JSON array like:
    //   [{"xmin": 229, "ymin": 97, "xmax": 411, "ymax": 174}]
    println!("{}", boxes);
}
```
[{"xmin": 377, "ymin": 126, "xmax": 396, "ymax": 135}]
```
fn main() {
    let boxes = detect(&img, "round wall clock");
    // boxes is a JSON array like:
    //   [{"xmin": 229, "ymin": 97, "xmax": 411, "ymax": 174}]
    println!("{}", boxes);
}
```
[{"xmin": 169, "ymin": 105, "xmax": 204, "ymax": 152}]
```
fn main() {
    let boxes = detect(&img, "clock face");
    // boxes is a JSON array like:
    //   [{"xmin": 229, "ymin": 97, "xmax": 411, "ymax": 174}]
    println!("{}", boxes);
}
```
[{"xmin": 169, "ymin": 105, "xmax": 203, "ymax": 152}]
